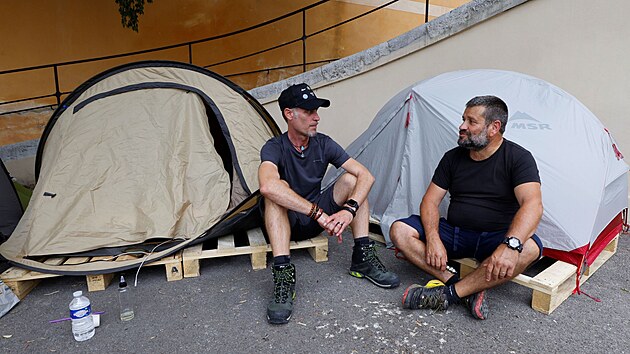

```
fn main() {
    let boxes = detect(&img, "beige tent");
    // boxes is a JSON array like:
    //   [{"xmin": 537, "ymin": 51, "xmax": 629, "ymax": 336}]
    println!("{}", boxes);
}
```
[{"xmin": 0, "ymin": 61, "xmax": 280, "ymax": 274}]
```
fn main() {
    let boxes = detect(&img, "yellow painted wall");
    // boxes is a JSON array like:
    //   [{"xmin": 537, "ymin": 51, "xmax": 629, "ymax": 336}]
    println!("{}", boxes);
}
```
[{"xmin": 0, "ymin": 0, "xmax": 467, "ymax": 146}]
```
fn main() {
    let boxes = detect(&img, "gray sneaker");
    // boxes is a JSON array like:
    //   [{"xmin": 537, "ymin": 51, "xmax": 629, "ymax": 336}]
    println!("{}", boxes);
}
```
[
  {"xmin": 349, "ymin": 241, "xmax": 400, "ymax": 288},
  {"xmin": 267, "ymin": 263, "xmax": 296, "ymax": 325},
  {"xmin": 401, "ymin": 283, "xmax": 450, "ymax": 311},
  {"xmin": 465, "ymin": 290, "xmax": 488, "ymax": 320}
]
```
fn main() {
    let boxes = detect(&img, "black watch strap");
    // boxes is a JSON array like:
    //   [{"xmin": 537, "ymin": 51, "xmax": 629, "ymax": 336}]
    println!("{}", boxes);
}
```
[{"xmin": 341, "ymin": 206, "xmax": 356, "ymax": 218}]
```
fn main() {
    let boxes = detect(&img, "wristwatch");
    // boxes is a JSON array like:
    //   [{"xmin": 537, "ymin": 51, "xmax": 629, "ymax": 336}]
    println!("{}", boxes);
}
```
[
  {"xmin": 344, "ymin": 199, "xmax": 359, "ymax": 211},
  {"xmin": 502, "ymin": 237, "xmax": 523, "ymax": 253}
]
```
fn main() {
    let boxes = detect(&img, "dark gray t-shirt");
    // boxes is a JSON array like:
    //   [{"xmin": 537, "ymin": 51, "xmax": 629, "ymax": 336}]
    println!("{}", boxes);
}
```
[
  {"xmin": 432, "ymin": 139, "xmax": 540, "ymax": 231},
  {"xmin": 260, "ymin": 133, "xmax": 350, "ymax": 201}
]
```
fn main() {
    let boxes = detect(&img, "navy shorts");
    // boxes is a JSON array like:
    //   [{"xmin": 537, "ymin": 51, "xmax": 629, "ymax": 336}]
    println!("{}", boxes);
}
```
[
  {"xmin": 396, "ymin": 215, "xmax": 543, "ymax": 261},
  {"xmin": 261, "ymin": 185, "xmax": 342, "ymax": 241}
]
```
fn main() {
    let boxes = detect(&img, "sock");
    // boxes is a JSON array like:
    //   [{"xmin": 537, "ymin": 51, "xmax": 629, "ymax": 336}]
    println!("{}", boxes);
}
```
[
  {"xmin": 353, "ymin": 236, "xmax": 371, "ymax": 246},
  {"xmin": 273, "ymin": 255, "xmax": 290, "ymax": 267},
  {"xmin": 444, "ymin": 284, "xmax": 462, "ymax": 305},
  {"xmin": 352, "ymin": 237, "xmax": 371, "ymax": 264},
  {"xmin": 445, "ymin": 274, "xmax": 460, "ymax": 286}
]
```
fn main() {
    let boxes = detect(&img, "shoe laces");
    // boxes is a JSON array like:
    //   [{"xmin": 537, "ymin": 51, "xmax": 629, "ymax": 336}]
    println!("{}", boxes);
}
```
[
  {"xmin": 361, "ymin": 244, "xmax": 387, "ymax": 272},
  {"xmin": 273, "ymin": 266, "xmax": 294, "ymax": 304},
  {"xmin": 413, "ymin": 287, "xmax": 448, "ymax": 311}
]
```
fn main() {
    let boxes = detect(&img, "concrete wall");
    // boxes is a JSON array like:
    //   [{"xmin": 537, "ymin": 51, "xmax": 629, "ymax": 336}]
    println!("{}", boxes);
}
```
[{"xmin": 252, "ymin": 0, "xmax": 630, "ymax": 159}]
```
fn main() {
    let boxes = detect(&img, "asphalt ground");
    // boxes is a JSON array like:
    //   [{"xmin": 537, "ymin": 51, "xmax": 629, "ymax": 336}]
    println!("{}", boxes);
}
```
[{"xmin": 0, "ymin": 232, "xmax": 628, "ymax": 353}]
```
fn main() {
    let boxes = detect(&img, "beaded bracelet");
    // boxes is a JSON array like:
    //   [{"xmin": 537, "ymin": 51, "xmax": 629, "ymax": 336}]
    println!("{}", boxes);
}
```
[
  {"xmin": 308, "ymin": 203, "xmax": 317, "ymax": 219},
  {"xmin": 313, "ymin": 207, "xmax": 324, "ymax": 221}
]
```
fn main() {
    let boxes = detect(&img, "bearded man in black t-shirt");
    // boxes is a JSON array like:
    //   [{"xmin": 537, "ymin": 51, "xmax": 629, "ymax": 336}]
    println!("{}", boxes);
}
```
[
  {"xmin": 258, "ymin": 83, "xmax": 399, "ymax": 325},
  {"xmin": 390, "ymin": 95, "xmax": 543, "ymax": 320}
]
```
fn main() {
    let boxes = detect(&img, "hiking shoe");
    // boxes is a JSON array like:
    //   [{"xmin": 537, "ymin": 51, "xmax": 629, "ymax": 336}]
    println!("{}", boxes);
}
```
[
  {"xmin": 349, "ymin": 241, "xmax": 400, "ymax": 288},
  {"xmin": 465, "ymin": 290, "xmax": 488, "ymax": 320},
  {"xmin": 401, "ymin": 283, "xmax": 449, "ymax": 311},
  {"xmin": 267, "ymin": 263, "xmax": 296, "ymax": 325}
]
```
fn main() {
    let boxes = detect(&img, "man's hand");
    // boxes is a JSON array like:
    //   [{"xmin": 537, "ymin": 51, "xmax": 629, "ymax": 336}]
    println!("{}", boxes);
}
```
[
  {"xmin": 425, "ymin": 236, "xmax": 448, "ymax": 271},
  {"xmin": 483, "ymin": 245, "xmax": 519, "ymax": 281},
  {"xmin": 321, "ymin": 210, "xmax": 353, "ymax": 243}
]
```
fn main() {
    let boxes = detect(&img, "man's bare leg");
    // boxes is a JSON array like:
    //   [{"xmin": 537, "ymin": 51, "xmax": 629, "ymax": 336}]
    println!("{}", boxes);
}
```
[
  {"xmin": 334, "ymin": 173, "xmax": 400, "ymax": 288},
  {"xmin": 454, "ymin": 238, "xmax": 540, "ymax": 298},
  {"xmin": 264, "ymin": 196, "xmax": 291, "ymax": 257},
  {"xmin": 263, "ymin": 194, "xmax": 296, "ymax": 325},
  {"xmin": 389, "ymin": 221, "xmax": 455, "ymax": 282},
  {"xmin": 332, "ymin": 173, "xmax": 368, "ymax": 238}
]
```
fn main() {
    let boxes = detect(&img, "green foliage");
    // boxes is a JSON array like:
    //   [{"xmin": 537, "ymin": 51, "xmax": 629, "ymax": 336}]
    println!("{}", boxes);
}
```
[{"xmin": 115, "ymin": 0, "xmax": 154, "ymax": 32}]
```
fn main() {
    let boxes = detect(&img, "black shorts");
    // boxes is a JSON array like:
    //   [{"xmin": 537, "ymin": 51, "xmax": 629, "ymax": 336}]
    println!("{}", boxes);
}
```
[
  {"xmin": 396, "ymin": 215, "xmax": 543, "ymax": 261},
  {"xmin": 261, "ymin": 186, "xmax": 342, "ymax": 241}
]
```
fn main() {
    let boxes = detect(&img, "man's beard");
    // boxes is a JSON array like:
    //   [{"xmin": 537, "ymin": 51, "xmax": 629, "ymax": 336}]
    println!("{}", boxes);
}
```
[
  {"xmin": 307, "ymin": 130, "xmax": 317, "ymax": 138},
  {"xmin": 457, "ymin": 126, "xmax": 489, "ymax": 151}
]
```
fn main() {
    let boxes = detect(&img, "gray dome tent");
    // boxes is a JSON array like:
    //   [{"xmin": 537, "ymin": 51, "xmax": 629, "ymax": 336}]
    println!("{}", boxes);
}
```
[
  {"xmin": 0, "ymin": 61, "xmax": 280, "ymax": 274},
  {"xmin": 325, "ymin": 69, "xmax": 628, "ymax": 269}
]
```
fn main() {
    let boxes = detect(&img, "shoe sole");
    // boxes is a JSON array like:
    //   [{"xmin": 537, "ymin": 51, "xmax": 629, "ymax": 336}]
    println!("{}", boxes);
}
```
[
  {"xmin": 401, "ymin": 284, "xmax": 422, "ymax": 309},
  {"xmin": 470, "ymin": 291, "xmax": 488, "ymax": 320},
  {"xmin": 266, "ymin": 291, "xmax": 296, "ymax": 325},
  {"xmin": 349, "ymin": 270, "xmax": 400, "ymax": 289},
  {"xmin": 267, "ymin": 314, "xmax": 291, "ymax": 325}
]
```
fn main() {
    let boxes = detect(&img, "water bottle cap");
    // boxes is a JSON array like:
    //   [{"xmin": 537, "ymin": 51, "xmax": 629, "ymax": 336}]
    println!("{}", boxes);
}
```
[
  {"xmin": 73, "ymin": 290, "xmax": 83, "ymax": 297},
  {"xmin": 119, "ymin": 275, "xmax": 127, "ymax": 288}
]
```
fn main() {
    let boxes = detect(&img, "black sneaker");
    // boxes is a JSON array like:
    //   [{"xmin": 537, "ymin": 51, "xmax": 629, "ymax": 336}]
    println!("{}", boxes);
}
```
[
  {"xmin": 266, "ymin": 263, "xmax": 296, "ymax": 325},
  {"xmin": 349, "ymin": 241, "xmax": 400, "ymax": 288},
  {"xmin": 401, "ymin": 283, "xmax": 450, "ymax": 311},
  {"xmin": 465, "ymin": 290, "xmax": 488, "ymax": 320}
]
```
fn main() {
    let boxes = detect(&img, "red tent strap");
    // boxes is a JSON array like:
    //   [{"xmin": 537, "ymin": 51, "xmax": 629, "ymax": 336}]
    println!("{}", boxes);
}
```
[{"xmin": 571, "ymin": 257, "xmax": 601, "ymax": 303}]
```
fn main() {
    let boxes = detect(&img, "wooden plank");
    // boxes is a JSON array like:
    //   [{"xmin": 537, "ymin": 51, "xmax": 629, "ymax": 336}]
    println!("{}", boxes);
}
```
[
  {"xmin": 218, "ymin": 235, "xmax": 235, "ymax": 249},
  {"xmin": 183, "ymin": 244, "xmax": 203, "ymax": 278},
  {"xmin": 306, "ymin": 235, "xmax": 329, "ymax": 262},
  {"xmin": 87, "ymin": 273, "xmax": 114, "ymax": 292},
  {"xmin": 247, "ymin": 228, "xmax": 268, "ymax": 270},
  {"xmin": 454, "ymin": 233, "xmax": 620, "ymax": 315},
  {"xmin": 368, "ymin": 232, "xmax": 386, "ymax": 245},
  {"xmin": 82, "ymin": 255, "xmax": 116, "ymax": 292},
  {"xmin": 3, "ymin": 279, "xmax": 40, "ymax": 300},
  {"xmin": 164, "ymin": 252, "xmax": 183, "ymax": 281}
]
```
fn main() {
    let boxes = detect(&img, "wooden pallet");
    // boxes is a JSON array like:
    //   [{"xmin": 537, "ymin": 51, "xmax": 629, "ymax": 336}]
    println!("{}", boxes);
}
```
[
  {"xmin": 0, "ymin": 252, "xmax": 183, "ymax": 300},
  {"xmin": 182, "ymin": 228, "xmax": 329, "ymax": 277},
  {"xmin": 454, "ymin": 235, "xmax": 619, "ymax": 314}
]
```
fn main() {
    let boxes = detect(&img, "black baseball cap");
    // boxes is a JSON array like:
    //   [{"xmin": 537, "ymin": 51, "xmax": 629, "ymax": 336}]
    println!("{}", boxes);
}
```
[{"xmin": 278, "ymin": 83, "xmax": 331, "ymax": 111}]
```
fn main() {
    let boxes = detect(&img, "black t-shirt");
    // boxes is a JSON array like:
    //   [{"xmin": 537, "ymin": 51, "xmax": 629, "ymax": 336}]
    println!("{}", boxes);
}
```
[
  {"xmin": 432, "ymin": 139, "xmax": 540, "ymax": 231},
  {"xmin": 260, "ymin": 133, "xmax": 350, "ymax": 201}
]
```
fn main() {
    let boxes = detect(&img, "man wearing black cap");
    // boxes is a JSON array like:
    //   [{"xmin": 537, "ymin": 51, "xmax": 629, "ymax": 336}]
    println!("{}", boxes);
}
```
[{"xmin": 258, "ymin": 83, "xmax": 400, "ymax": 325}]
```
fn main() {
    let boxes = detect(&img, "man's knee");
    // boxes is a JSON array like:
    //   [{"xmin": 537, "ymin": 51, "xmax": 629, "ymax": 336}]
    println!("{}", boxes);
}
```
[
  {"xmin": 522, "ymin": 238, "xmax": 541, "ymax": 265},
  {"xmin": 334, "ymin": 173, "xmax": 357, "ymax": 196},
  {"xmin": 390, "ymin": 221, "xmax": 417, "ymax": 247}
]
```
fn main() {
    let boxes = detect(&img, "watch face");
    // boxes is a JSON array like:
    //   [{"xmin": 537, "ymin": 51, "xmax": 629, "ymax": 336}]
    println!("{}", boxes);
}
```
[
  {"xmin": 509, "ymin": 238, "xmax": 520, "ymax": 248},
  {"xmin": 346, "ymin": 199, "xmax": 359, "ymax": 209}
]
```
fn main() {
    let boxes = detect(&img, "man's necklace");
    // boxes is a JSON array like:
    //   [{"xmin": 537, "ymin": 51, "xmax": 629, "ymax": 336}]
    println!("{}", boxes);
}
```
[{"xmin": 291, "ymin": 138, "xmax": 309, "ymax": 158}]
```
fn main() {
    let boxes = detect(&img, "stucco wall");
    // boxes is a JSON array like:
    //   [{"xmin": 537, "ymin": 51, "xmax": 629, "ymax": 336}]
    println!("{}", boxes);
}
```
[{"xmin": 254, "ymin": 0, "xmax": 630, "ymax": 159}]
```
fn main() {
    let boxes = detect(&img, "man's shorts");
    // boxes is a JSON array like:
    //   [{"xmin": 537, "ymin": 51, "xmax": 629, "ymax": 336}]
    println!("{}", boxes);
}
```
[
  {"xmin": 396, "ymin": 215, "xmax": 543, "ymax": 261},
  {"xmin": 261, "ymin": 185, "xmax": 342, "ymax": 241}
]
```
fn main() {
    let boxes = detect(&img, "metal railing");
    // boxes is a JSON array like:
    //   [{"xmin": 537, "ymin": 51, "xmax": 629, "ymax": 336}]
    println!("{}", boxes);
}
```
[{"xmin": 0, "ymin": 0, "xmax": 434, "ymax": 116}]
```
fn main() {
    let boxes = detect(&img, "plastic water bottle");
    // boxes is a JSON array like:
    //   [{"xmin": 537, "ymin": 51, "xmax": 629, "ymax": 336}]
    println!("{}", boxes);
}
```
[
  {"xmin": 118, "ymin": 275, "xmax": 134, "ymax": 321},
  {"xmin": 69, "ymin": 291, "xmax": 95, "ymax": 341}
]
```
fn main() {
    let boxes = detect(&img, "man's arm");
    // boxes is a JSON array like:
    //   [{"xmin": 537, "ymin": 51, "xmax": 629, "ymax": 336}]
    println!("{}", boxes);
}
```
[
  {"xmin": 338, "ymin": 158, "xmax": 374, "ymax": 207},
  {"xmin": 420, "ymin": 182, "xmax": 448, "ymax": 271},
  {"xmin": 258, "ymin": 161, "xmax": 329, "ymax": 224},
  {"xmin": 485, "ymin": 181, "xmax": 543, "ymax": 281},
  {"xmin": 321, "ymin": 158, "xmax": 374, "ymax": 236}
]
